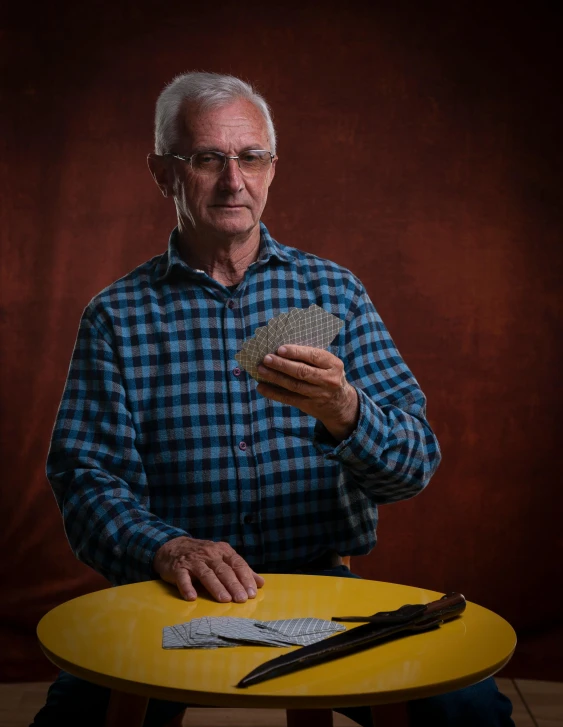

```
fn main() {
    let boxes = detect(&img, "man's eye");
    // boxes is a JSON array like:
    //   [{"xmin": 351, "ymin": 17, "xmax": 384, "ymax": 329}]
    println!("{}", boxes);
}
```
[
  {"xmin": 199, "ymin": 154, "xmax": 218, "ymax": 164},
  {"xmin": 241, "ymin": 152, "xmax": 261, "ymax": 163}
]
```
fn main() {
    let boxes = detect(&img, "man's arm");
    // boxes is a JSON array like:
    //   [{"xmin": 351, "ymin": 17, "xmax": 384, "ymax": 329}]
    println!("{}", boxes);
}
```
[
  {"xmin": 47, "ymin": 309, "xmax": 191, "ymax": 585},
  {"xmin": 48, "ymin": 307, "xmax": 263, "ymax": 600},
  {"xmin": 256, "ymin": 285, "xmax": 441, "ymax": 503}
]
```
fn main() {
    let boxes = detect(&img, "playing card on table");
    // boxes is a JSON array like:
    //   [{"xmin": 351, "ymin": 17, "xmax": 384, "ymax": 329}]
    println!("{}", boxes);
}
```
[
  {"xmin": 162, "ymin": 626, "xmax": 185, "ymax": 649},
  {"xmin": 162, "ymin": 616, "xmax": 345, "ymax": 650},
  {"xmin": 192, "ymin": 617, "xmax": 239, "ymax": 647},
  {"xmin": 255, "ymin": 617, "xmax": 346, "ymax": 646},
  {"xmin": 207, "ymin": 617, "xmax": 296, "ymax": 646}
]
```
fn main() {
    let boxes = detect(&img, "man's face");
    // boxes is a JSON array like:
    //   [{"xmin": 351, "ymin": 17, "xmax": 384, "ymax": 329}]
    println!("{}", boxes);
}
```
[{"xmin": 168, "ymin": 98, "xmax": 276, "ymax": 240}]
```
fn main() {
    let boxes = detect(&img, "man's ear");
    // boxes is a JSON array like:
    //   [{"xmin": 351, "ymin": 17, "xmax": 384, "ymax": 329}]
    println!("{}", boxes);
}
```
[
  {"xmin": 147, "ymin": 153, "xmax": 173, "ymax": 198},
  {"xmin": 267, "ymin": 155, "xmax": 278, "ymax": 188}
]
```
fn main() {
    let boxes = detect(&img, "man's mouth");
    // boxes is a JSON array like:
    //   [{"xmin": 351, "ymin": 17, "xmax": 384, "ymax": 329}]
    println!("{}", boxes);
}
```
[{"xmin": 212, "ymin": 204, "xmax": 246, "ymax": 208}]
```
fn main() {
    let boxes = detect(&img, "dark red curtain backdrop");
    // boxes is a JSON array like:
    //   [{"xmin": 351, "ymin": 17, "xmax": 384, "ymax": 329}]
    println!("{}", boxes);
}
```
[{"xmin": 1, "ymin": 1, "xmax": 561, "ymax": 681}]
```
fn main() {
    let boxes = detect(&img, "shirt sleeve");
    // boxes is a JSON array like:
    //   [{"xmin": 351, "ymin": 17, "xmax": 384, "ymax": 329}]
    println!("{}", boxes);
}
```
[
  {"xmin": 313, "ymin": 283, "xmax": 442, "ymax": 503},
  {"xmin": 46, "ymin": 306, "xmax": 189, "ymax": 585}
]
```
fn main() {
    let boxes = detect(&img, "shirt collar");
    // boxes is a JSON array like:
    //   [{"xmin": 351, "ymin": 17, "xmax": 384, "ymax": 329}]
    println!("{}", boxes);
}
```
[{"xmin": 153, "ymin": 221, "xmax": 294, "ymax": 284}]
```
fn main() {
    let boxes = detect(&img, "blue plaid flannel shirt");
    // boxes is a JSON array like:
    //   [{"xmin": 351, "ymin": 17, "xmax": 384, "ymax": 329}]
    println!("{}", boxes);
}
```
[{"xmin": 47, "ymin": 223, "xmax": 441, "ymax": 585}]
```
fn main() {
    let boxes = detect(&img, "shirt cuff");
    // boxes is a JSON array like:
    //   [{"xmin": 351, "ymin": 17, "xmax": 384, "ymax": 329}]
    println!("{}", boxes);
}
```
[
  {"xmin": 125, "ymin": 522, "xmax": 191, "ymax": 584},
  {"xmin": 313, "ymin": 387, "xmax": 389, "ymax": 468}
]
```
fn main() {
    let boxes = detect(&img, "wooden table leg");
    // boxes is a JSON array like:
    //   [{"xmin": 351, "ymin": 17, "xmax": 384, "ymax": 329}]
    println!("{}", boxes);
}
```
[
  {"xmin": 104, "ymin": 689, "xmax": 149, "ymax": 727},
  {"xmin": 371, "ymin": 701, "xmax": 410, "ymax": 726},
  {"xmin": 286, "ymin": 708, "xmax": 333, "ymax": 727}
]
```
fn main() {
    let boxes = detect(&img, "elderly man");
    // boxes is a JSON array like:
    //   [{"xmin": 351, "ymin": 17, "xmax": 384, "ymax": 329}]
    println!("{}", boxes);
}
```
[{"xmin": 32, "ymin": 73, "xmax": 513, "ymax": 726}]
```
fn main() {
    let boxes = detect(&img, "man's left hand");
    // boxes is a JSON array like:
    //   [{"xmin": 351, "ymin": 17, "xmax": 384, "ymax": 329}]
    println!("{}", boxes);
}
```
[{"xmin": 256, "ymin": 345, "xmax": 359, "ymax": 442}]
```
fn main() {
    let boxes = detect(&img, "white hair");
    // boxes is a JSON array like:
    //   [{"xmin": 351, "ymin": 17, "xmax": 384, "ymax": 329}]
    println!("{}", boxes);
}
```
[{"xmin": 154, "ymin": 71, "xmax": 277, "ymax": 156}]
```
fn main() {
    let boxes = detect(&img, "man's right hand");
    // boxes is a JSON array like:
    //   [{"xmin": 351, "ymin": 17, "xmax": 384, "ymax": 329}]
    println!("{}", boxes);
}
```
[{"xmin": 153, "ymin": 536, "xmax": 265, "ymax": 603}]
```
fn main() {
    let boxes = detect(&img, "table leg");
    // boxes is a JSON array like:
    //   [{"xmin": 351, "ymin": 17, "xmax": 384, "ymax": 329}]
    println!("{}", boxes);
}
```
[
  {"xmin": 370, "ymin": 701, "xmax": 410, "ymax": 726},
  {"xmin": 286, "ymin": 708, "xmax": 333, "ymax": 727},
  {"xmin": 104, "ymin": 689, "xmax": 149, "ymax": 727}
]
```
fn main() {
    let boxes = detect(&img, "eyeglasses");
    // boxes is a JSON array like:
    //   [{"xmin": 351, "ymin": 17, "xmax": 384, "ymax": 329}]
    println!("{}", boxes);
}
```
[{"xmin": 163, "ymin": 150, "xmax": 275, "ymax": 176}]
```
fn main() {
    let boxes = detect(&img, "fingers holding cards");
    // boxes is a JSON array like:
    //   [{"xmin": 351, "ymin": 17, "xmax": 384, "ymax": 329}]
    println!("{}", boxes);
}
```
[{"xmin": 235, "ymin": 305, "xmax": 343, "ymax": 382}]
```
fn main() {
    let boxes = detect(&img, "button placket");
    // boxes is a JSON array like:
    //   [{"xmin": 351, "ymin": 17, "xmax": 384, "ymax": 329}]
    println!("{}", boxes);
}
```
[{"xmin": 224, "ymin": 283, "xmax": 262, "ymax": 559}]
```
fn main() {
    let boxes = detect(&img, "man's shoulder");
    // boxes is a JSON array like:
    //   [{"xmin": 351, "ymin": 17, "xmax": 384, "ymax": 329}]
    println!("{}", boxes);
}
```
[
  {"xmin": 84, "ymin": 253, "xmax": 163, "ymax": 320},
  {"xmin": 271, "ymin": 235, "xmax": 365, "ymax": 292}
]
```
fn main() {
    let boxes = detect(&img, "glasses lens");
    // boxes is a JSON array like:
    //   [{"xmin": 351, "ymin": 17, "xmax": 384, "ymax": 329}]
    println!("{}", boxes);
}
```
[
  {"xmin": 239, "ymin": 151, "xmax": 272, "ymax": 174},
  {"xmin": 191, "ymin": 152, "xmax": 226, "ymax": 175}
]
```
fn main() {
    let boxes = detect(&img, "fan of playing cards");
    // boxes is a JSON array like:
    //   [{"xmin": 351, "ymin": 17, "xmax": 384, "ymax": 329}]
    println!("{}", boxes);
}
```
[
  {"xmin": 163, "ymin": 616, "xmax": 345, "ymax": 650},
  {"xmin": 235, "ymin": 305, "xmax": 344, "ymax": 381}
]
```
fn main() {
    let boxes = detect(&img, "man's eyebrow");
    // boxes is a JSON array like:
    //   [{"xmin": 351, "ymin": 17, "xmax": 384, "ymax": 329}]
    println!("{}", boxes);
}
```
[
  {"xmin": 190, "ymin": 146, "xmax": 217, "ymax": 154},
  {"xmin": 238, "ymin": 144, "xmax": 269, "ymax": 151},
  {"xmin": 190, "ymin": 144, "xmax": 268, "ymax": 154}
]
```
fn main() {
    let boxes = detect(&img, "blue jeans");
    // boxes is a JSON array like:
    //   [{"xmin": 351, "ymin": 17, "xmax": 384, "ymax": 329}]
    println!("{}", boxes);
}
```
[{"xmin": 31, "ymin": 566, "xmax": 514, "ymax": 727}]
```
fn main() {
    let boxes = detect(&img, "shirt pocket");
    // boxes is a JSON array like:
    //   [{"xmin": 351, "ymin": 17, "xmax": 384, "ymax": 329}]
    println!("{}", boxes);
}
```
[{"xmin": 267, "ymin": 399, "xmax": 316, "ymax": 441}]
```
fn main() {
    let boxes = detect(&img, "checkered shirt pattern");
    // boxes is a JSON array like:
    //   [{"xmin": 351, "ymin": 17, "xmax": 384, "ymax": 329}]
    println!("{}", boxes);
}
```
[{"xmin": 47, "ymin": 223, "xmax": 441, "ymax": 585}]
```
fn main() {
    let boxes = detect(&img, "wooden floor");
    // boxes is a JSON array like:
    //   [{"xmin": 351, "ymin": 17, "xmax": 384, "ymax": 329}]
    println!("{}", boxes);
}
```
[{"xmin": 1, "ymin": 678, "xmax": 562, "ymax": 726}]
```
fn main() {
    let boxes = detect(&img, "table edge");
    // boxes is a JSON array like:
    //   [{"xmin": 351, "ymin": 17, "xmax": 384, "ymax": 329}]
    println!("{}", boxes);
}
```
[{"xmin": 38, "ymin": 641, "xmax": 516, "ymax": 709}]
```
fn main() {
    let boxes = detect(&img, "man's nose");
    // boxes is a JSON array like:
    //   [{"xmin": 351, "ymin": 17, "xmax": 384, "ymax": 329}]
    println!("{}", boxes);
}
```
[{"xmin": 218, "ymin": 157, "xmax": 245, "ymax": 191}]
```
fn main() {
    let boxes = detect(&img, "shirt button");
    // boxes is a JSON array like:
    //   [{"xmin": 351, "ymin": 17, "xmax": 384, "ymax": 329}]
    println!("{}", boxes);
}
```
[
  {"xmin": 239, "ymin": 441, "xmax": 247, "ymax": 451},
  {"xmin": 233, "ymin": 367, "xmax": 241, "ymax": 377},
  {"xmin": 244, "ymin": 514, "xmax": 254, "ymax": 524},
  {"xmin": 227, "ymin": 299, "xmax": 235, "ymax": 309}
]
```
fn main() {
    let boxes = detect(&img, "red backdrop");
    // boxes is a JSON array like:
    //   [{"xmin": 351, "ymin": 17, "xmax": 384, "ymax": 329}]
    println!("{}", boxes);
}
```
[{"xmin": 1, "ymin": 0, "xmax": 562, "ymax": 681}]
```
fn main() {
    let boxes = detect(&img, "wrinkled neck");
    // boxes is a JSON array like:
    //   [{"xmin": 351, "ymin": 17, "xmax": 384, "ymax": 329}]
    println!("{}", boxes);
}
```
[{"xmin": 175, "ymin": 223, "xmax": 261, "ymax": 286}]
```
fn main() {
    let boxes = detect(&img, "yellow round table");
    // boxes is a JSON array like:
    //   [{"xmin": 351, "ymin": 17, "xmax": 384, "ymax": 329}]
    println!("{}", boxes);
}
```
[{"xmin": 37, "ymin": 574, "xmax": 516, "ymax": 726}]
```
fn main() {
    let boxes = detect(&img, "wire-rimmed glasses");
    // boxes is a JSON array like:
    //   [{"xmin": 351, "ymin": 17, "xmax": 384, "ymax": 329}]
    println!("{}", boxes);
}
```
[{"xmin": 163, "ymin": 150, "xmax": 275, "ymax": 176}]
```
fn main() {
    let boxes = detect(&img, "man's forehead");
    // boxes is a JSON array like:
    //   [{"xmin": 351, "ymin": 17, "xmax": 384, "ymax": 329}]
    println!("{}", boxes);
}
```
[{"xmin": 178, "ymin": 98, "xmax": 269, "ymax": 149}]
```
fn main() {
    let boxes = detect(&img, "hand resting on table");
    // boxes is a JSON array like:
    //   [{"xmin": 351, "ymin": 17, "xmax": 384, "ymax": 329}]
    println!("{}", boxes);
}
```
[{"xmin": 153, "ymin": 536, "xmax": 265, "ymax": 603}]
